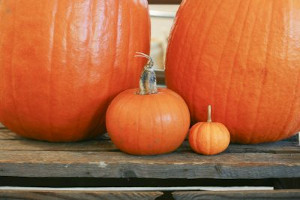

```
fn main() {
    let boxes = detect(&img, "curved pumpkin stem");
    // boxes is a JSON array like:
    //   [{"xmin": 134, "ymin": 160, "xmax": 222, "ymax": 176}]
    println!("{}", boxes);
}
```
[
  {"xmin": 135, "ymin": 52, "xmax": 154, "ymax": 67},
  {"xmin": 207, "ymin": 105, "xmax": 212, "ymax": 122},
  {"xmin": 135, "ymin": 52, "xmax": 158, "ymax": 95}
]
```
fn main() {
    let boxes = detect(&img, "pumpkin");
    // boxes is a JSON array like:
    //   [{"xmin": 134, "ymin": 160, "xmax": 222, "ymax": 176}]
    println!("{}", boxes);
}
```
[
  {"xmin": 106, "ymin": 53, "xmax": 190, "ymax": 155},
  {"xmin": 189, "ymin": 105, "xmax": 230, "ymax": 155},
  {"xmin": 166, "ymin": 0, "xmax": 300, "ymax": 144},
  {"xmin": 0, "ymin": 0, "xmax": 150, "ymax": 142}
]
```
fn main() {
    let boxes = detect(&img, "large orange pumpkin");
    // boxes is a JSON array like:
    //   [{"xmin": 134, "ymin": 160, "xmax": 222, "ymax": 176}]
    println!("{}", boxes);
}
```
[
  {"xmin": 166, "ymin": 0, "xmax": 300, "ymax": 144},
  {"xmin": 0, "ymin": 0, "xmax": 150, "ymax": 142}
]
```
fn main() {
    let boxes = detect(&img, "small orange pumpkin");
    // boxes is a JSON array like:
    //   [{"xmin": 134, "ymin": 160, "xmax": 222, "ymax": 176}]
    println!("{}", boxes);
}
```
[
  {"xmin": 189, "ymin": 105, "xmax": 230, "ymax": 155},
  {"xmin": 106, "ymin": 53, "xmax": 190, "ymax": 155}
]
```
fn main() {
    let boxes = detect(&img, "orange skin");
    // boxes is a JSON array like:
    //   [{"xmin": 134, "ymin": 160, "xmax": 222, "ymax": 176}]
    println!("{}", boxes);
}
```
[
  {"xmin": 106, "ymin": 88, "xmax": 190, "ymax": 156},
  {"xmin": 189, "ymin": 122, "xmax": 230, "ymax": 155},
  {"xmin": 166, "ymin": 0, "xmax": 300, "ymax": 144},
  {"xmin": 0, "ymin": 0, "xmax": 150, "ymax": 142}
]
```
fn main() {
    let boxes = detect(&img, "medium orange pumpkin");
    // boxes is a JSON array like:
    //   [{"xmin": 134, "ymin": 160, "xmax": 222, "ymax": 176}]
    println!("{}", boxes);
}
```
[
  {"xmin": 106, "ymin": 53, "xmax": 190, "ymax": 155},
  {"xmin": 189, "ymin": 105, "xmax": 230, "ymax": 155},
  {"xmin": 166, "ymin": 0, "xmax": 300, "ymax": 144},
  {"xmin": 0, "ymin": 0, "xmax": 150, "ymax": 142}
]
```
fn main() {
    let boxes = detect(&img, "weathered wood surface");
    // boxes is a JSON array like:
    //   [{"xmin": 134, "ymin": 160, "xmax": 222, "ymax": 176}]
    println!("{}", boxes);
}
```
[
  {"xmin": 0, "ymin": 129, "xmax": 299, "ymax": 179},
  {"xmin": 1, "ymin": 137, "xmax": 298, "ymax": 153},
  {"xmin": 0, "ymin": 129, "xmax": 298, "ymax": 153},
  {"xmin": 0, "ymin": 189, "xmax": 162, "ymax": 200},
  {"xmin": 173, "ymin": 189, "xmax": 300, "ymax": 200},
  {"xmin": 1, "ymin": 151, "xmax": 299, "ymax": 179},
  {"xmin": 0, "ymin": 129, "xmax": 298, "ymax": 150},
  {"xmin": 0, "ymin": 188, "xmax": 299, "ymax": 200}
]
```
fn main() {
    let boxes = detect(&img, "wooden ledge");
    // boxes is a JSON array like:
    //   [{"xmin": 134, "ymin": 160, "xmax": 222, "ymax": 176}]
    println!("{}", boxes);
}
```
[{"xmin": 0, "ymin": 129, "xmax": 299, "ymax": 179}]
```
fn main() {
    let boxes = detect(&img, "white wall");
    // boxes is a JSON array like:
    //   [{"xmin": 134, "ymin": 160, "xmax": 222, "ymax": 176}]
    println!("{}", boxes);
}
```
[{"xmin": 149, "ymin": 5, "xmax": 180, "ymax": 70}]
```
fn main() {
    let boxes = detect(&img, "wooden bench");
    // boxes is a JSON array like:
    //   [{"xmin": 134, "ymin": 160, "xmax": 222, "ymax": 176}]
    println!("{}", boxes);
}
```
[
  {"xmin": 0, "ymin": 122, "xmax": 299, "ymax": 199},
  {"xmin": 1, "ymin": 1, "xmax": 299, "ymax": 199}
]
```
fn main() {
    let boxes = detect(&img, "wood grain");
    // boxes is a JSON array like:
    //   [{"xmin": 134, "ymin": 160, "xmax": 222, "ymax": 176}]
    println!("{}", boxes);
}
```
[
  {"xmin": 1, "ymin": 188, "xmax": 299, "ymax": 200},
  {"xmin": 0, "ymin": 139, "xmax": 117, "ymax": 151},
  {"xmin": 0, "ymin": 130, "xmax": 299, "ymax": 154},
  {"xmin": 0, "ymin": 129, "xmax": 25, "ymax": 140},
  {"xmin": 0, "ymin": 189, "xmax": 162, "ymax": 200},
  {"xmin": 173, "ymin": 189, "xmax": 300, "ymax": 200},
  {"xmin": 0, "ymin": 150, "xmax": 299, "ymax": 179},
  {"xmin": 0, "ymin": 129, "xmax": 110, "ymax": 141},
  {"xmin": 0, "ymin": 138, "xmax": 299, "ymax": 154},
  {"xmin": 0, "ymin": 128, "xmax": 299, "ymax": 179}
]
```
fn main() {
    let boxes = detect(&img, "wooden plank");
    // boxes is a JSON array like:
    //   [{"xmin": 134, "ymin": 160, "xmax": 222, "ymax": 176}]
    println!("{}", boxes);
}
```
[
  {"xmin": 0, "ymin": 151, "xmax": 299, "ymax": 179},
  {"xmin": 0, "ymin": 129, "xmax": 110, "ymax": 141},
  {"xmin": 0, "ymin": 123, "xmax": 4, "ymax": 129},
  {"xmin": 0, "ymin": 129, "xmax": 23, "ymax": 140},
  {"xmin": 0, "ymin": 189, "xmax": 162, "ymax": 200},
  {"xmin": 0, "ymin": 138, "xmax": 299, "ymax": 154},
  {"xmin": 0, "ymin": 129, "xmax": 299, "ymax": 179},
  {"xmin": 0, "ymin": 139, "xmax": 117, "ymax": 151},
  {"xmin": 1, "ymin": 128, "xmax": 297, "ymax": 142},
  {"xmin": 0, "ymin": 130, "xmax": 299, "ymax": 154},
  {"xmin": 173, "ymin": 189, "xmax": 300, "ymax": 200},
  {"xmin": 225, "ymin": 141, "xmax": 300, "ymax": 154}
]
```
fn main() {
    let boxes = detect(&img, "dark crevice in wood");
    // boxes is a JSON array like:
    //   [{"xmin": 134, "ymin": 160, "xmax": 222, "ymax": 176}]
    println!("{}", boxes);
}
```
[
  {"xmin": 155, "ymin": 191, "xmax": 174, "ymax": 200},
  {"xmin": 273, "ymin": 178, "xmax": 300, "ymax": 189},
  {"xmin": 1, "ymin": 177, "xmax": 296, "ymax": 188}
]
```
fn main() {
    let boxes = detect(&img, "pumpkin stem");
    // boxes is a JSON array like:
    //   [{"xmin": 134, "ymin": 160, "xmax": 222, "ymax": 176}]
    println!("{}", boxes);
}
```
[
  {"xmin": 207, "ymin": 105, "xmax": 212, "ymax": 122},
  {"xmin": 135, "ymin": 52, "xmax": 158, "ymax": 95}
]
